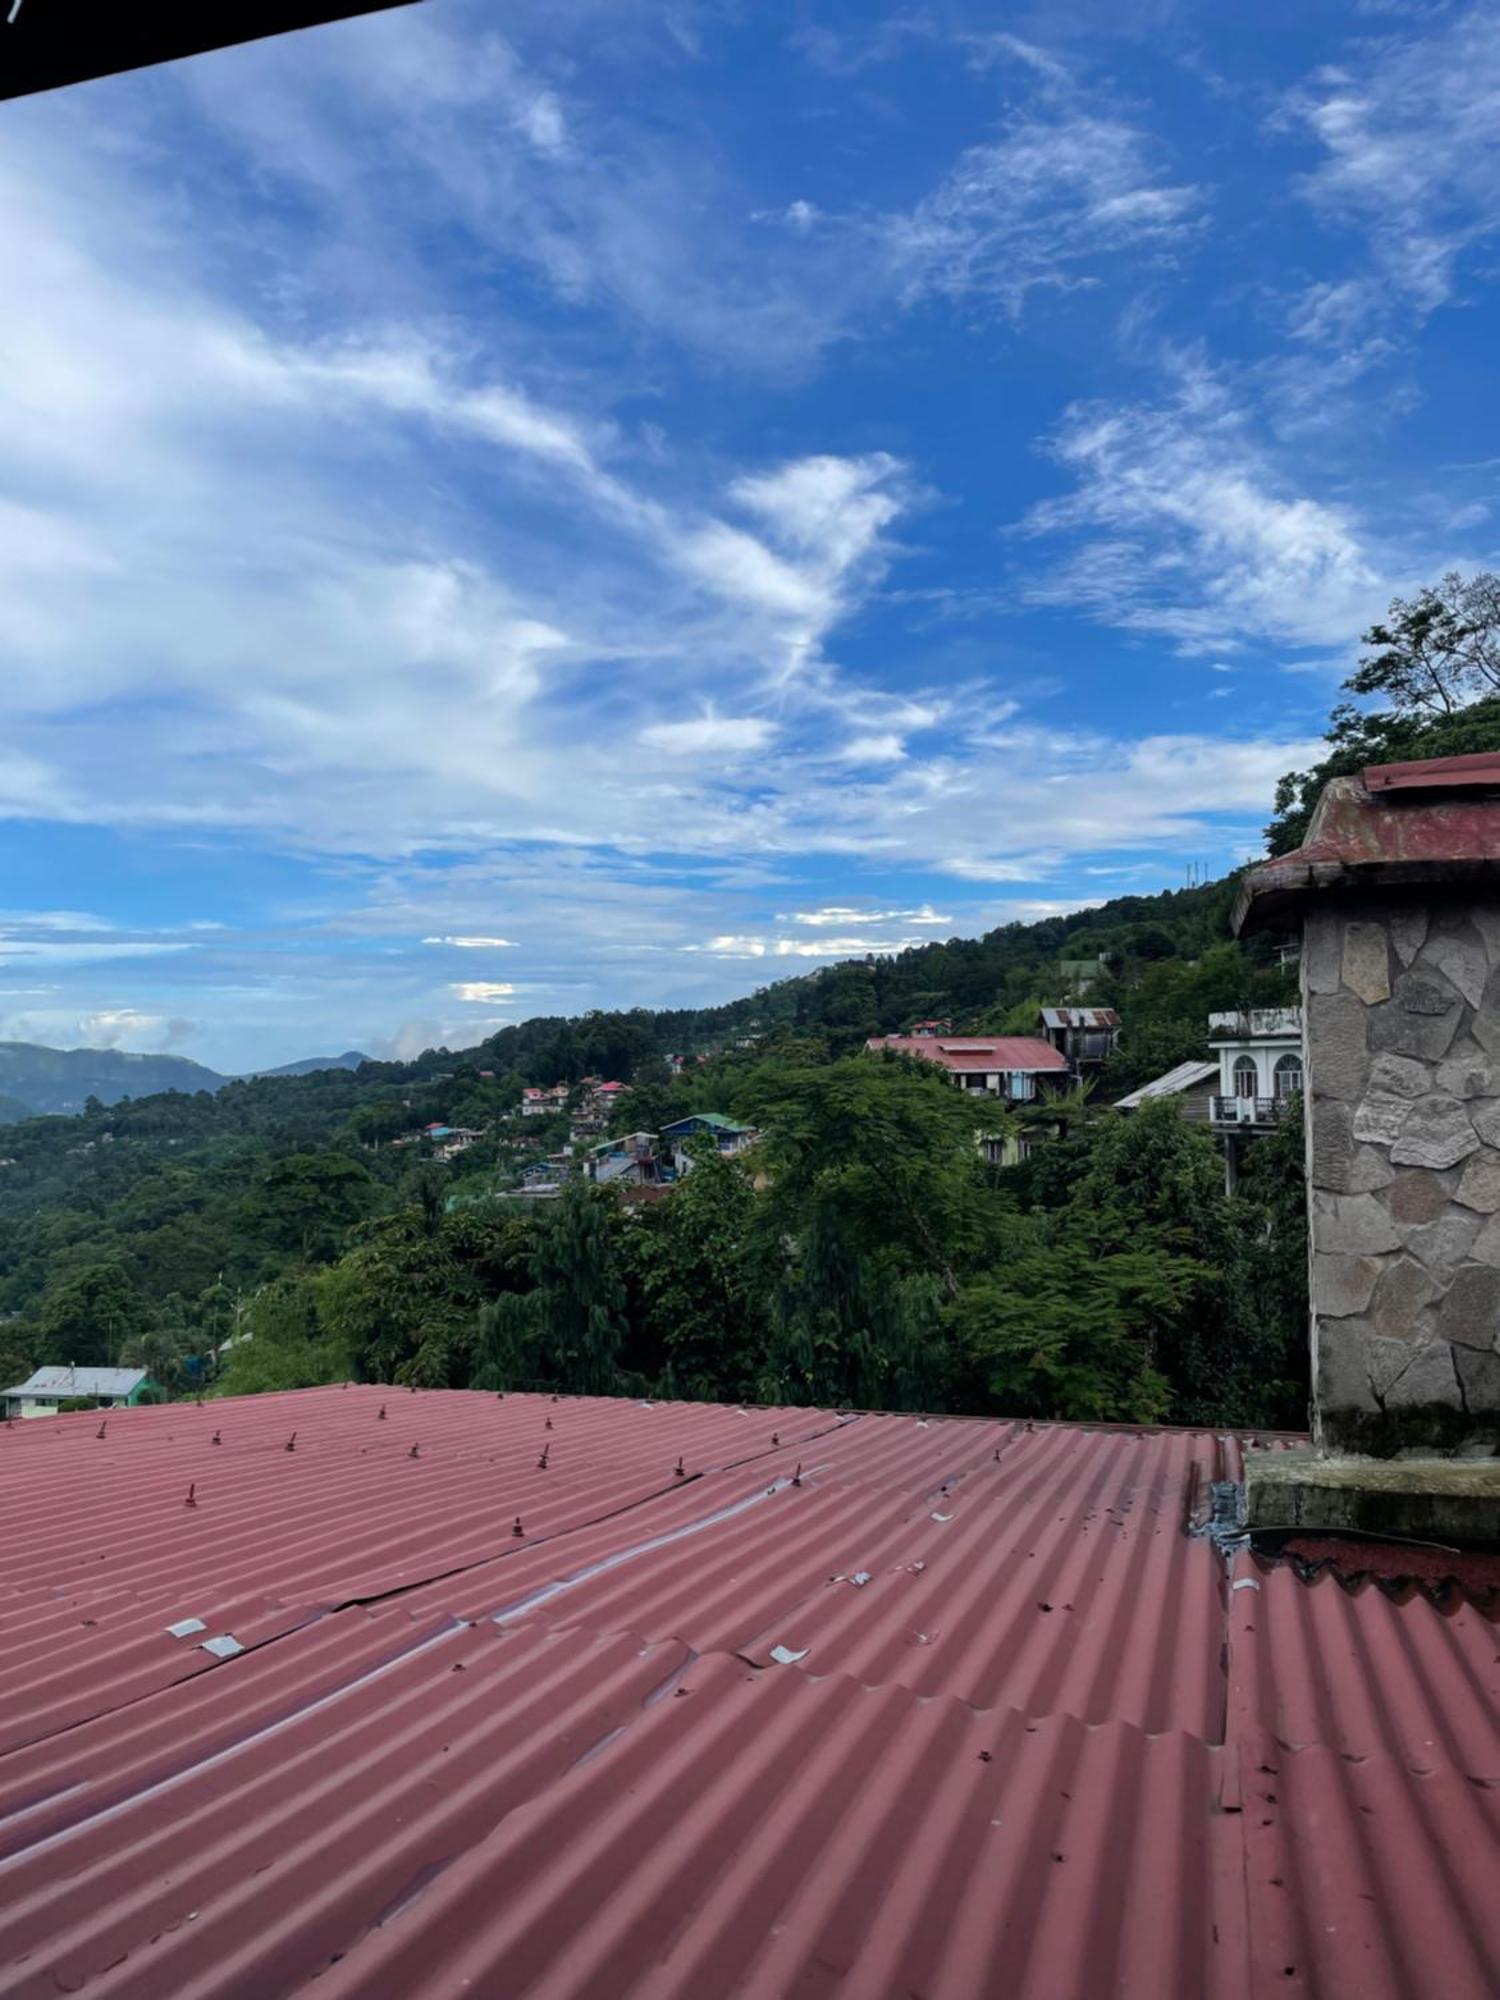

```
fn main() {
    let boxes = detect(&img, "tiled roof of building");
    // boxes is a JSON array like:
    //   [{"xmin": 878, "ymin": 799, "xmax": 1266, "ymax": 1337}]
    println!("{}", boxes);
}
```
[
  {"xmin": 0, "ymin": 1384, "xmax": 1494, "ymax": 1997},
  {"xmin": 869, "ymin": 1034, "xmax": 1070, "ymax": 1071}
]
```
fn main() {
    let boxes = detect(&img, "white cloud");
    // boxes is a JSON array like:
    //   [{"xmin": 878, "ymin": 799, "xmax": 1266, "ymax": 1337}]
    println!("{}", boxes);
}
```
[
  {"xmin": 885, "ymin": 108, "xmax": 1205, "ymax": 318},
  {"xmin": 685, "ymin": 933, "xmax": 931, "ymax": 959},
  {"xmin": 638, "ymin": 715, "xmax": 776, "ymax": 756},
  {"xmin": 837, "ymin": 733, "xmax": 906, "ymax": 763},
  {"xmin": 787, "ymin": 904, "xmax": 952, "ymax": 927},
  {"xmin": 451, "ymin": 982, "xmax": 516, "ymax": 1002},
  {"xmin": 422, "ymin": 936, "xmax": 518, "ymax": 948},
  {"xmin": 1019, "ymin": 369, "xmax": 1385, "ymax": 653},
  {"xmin": 1287, "ymin": 9, "xmax": 1500, "ymax": 317}
]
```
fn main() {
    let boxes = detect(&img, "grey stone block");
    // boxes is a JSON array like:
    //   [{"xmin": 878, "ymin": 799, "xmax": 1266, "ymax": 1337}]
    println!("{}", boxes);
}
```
[
  {"xmin": 1389, "ymin": 906, "xmax": 1429, "ymax": 968},
  {"xmin": 1343, "ymin": 923, "xmax": 1392, "ymax": 1005},
  {"xmin": 1348, "ymin": 1145, "xmax": 1396, "ymax": 1193},
  {"xmin": 1368, "ymin": 971, "xmax": 1463, "ymax": 1063},
  {"xmin": 1401, "ymin": 1204, "xmax": 1483, "ymax": 1271},
  {"xmin": 1418, "ymin": 925, "xmax": 1489, "ymax": 1009},
  {"xmin": 1470, "ymin": 1216, "xmax": 1500, "ymax": 1269},
  {"xmin": 1383, "ymin": 1340, "xmax": 1461, "ymax": 1410},
  {"xmin": 1438, "ymin": 1264, "xmax": 1500, "ymax": 1351},
  {"xmin": 1472, "ymin": 1099, "xmax": 1500, "ymax": 1149},
  {"xmin": 1314, "ymin": 1252, "xmax": 1385, "ymax": 1320},
  {"xmin": 1369, "ymin": 1054, "xmax": 1435, "ymax": 1099},
  {"xmin": 1471, "ymin": 967, "xmax": 1500, "ymax": 1059},
  {"xmin": 1313, "ymin": 1190, "xmax": 1401, "ymax": 1255},
  {"xmin": 1369, "ymin": 1256, "xmax": 1437, "ymax": 1340},
  {"xmin": 1454, "ymin": 1343, "xmax": 1500, "ymax": 1411},
  {"xmin": 1309, "ymin": 992, "xmax": 1372, "ymax": 1102},
  {"xmin": 1309, "ymin": 1099, "xmax": 1353, "ymax": 1192},
  {"xmin": 1316, "ymin": 1320, "xmax": 1381, "ymax": 1413},
  {"xmin": 1471, "ymin": 905, "xmax": 1500, "ymax": 965},
  {"xmin": 1389, "ymin": 1171, "xmax": 1455, "ymax": 1225},
  {"xmin": 1455, "ymin": 1148, "xmax": 1500, "ymax": 1215},
  {"xmin": 1352, "ymin": 1094, "xmax": 1410, "ymax": 1145},
  {"xmin": 1435, "ymin": 1049, "xmax": 1495, "ymax": 1099},
  {"xmin": 1303, "ymin": 913, "xmax": 1344, "ymax": 996},
  {"xmin": 1388, "ymin": 1094, "xmax": 1479, "ymax": 1170}
]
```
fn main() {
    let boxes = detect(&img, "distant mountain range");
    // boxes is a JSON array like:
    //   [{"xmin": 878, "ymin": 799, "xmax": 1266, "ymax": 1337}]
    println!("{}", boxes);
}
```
[
  {"xmin": 0, "ymin": 1043, "xmax": 370, "ymax": 1119},
  {"xmin": 248, "ymin": 1051, "xmax": 370, "ymax": 1080}
]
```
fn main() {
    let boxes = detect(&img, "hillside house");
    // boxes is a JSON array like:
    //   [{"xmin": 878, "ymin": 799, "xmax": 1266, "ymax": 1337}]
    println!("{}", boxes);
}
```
[
  {"xmin": 1114, "ymin": 1059, "xmax": 1218, "ymax": 1123},
  {"xmin": 1037, "ymin": 1006, "xmax": 1120, "ymax": 1071},
  {"xmin": 660, "ymin": 1113, "xmax": 758, "ymax": 1176},
  {"xmin": 1207, "ymin": 1007, "xmax": 1304, "ymax": 1129},
  {"xmin": 2, "ymin": 1366, "xmax": 150, "ymax": 1420},
  {"xmin": 865, "ymin": 1034, "xmax": 1070, "ymax": 1103},
  {"xmin": 583, "ymin": 1132, "xmax": 661, "ymax": 1189},
  {"xmin": 1058, "ymin": 955, "xmax": 1107, "ymax": 997},
  {"xmin": 520, "ymin": 1085, "xmax": 570, "ymax": 1118}
]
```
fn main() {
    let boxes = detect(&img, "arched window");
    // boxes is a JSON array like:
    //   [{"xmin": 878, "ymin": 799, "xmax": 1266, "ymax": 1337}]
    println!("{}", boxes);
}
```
[
  {"xmin": 1274, "ymin": 1052, "xmax": 1304, "ymax": 1100},
  {"xmin": 1233, "ymin": 1055, "xmax": 1257, "ymax": 1099}
]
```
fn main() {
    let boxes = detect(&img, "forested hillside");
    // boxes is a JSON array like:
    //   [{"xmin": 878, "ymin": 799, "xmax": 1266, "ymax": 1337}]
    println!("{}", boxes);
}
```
[{"xmin": 0, "ymin": 869, "xmax": 1306, "ymax": 1427}]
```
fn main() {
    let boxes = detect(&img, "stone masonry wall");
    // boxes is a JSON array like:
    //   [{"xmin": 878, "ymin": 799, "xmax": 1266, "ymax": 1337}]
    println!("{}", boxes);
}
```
[{"xmin": 1304, "ymin": 893, "xmax": 1500, "ymax": 1455}]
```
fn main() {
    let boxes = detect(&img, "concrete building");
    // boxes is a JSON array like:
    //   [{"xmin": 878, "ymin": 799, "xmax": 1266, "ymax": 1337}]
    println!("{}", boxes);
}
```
[
  {"xmin": 1235, "ymin": 749, "xmax": 1500, "ymax": 1527},
  {"xmin": 1037, "ymin": 1006, "xmax": 1120, "ymax": 1072}
]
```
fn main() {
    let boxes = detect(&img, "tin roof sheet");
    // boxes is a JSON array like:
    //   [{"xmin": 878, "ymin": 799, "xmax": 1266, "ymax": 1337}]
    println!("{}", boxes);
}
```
[{"xmin": 0, "ymin": 1387, "xmax": 1494, "ymax": 1998}]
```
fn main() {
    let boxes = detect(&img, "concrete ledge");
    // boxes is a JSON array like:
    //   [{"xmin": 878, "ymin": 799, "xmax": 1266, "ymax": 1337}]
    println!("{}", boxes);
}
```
[{"xmin": 1246, "ymin": 1447, "xmax": 1500, "ymax": 1541}]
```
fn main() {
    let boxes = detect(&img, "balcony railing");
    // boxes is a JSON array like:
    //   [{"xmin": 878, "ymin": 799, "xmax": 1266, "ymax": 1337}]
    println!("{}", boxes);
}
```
[
  {"xmin": 1211, "ymin": 1095, "xmax": 1294, "ymax": 1126},
  {"xmin": 1207, "ymin": 1008, "xmax": 1302, "ymax": 1041}
]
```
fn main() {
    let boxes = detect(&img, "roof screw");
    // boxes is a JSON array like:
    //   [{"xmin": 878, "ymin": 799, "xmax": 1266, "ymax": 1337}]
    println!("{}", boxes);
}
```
[
  {"xmin": 496, "ymin": 1392, "xmax": 505, "ymax": 1401},
  {"xmin": 792, "ymin": 1463, "xmax": 803, "ymax": 1487},
  {"xmin": 378, "ymin": 1405, "xmax": 386, "ymax": 1420},
  {"xmin": 545, "ymin": 1416, "xmax": 553, "ymax": 1430},
  {"xmin": 212, "ymin": 1429, "xmax": 222, "ymax": 1445},
  {"xmin": 96, "ymin": 1420, "xmax": 107, "ymax": 1439},
  {"xmin": 184, "ymin": 1482, "xmax": 197, "ymax": 1508},
  {"xmin": 538, "ymin": 1446, "xmax": 550, "ymax": 1469},
  {"xmin": 512, "ymin": 1516, "xmax": 525, "ymax": 1537},
  {"xmin": 674, "ymin": 1456, "xmax": 685, "ymax": 1478},
  {"xmin": 409, "ymin": 1443, "xmax": 421, "ymax": 1459},
  {"xmin": 551, "ymin": 1394, "xmax": 559, "ymax": 1403},
  {"xmin": 285, "ymin": 1432, "xmax": 297, "ymax": 1452},
  {"xmin": 771, "ymin": 1432, "xmax": 780, "ymax": 1447}
]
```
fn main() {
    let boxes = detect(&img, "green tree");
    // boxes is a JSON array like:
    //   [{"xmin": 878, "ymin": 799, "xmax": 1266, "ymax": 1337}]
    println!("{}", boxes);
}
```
[
  {"xmin": 626, "ymin": 1145, "xmax": 768, "ymax": 1402},
  {"xmin": 476, "ymin": 1185, "xmax": 628, "ymax": 1394},
  {"xmin": 35, "ymin": 1260, "xmax": 149, "ymax": 1368},
  {"xmin": 948, "ymin": 1243, "xmax": 1186, "ymax": 1423},
  {"xmin": 1269, "ymin": 572, "xmax": 1500, "ymax": 853},
  {"xmin": 217, "ymin": 1274, "xmax": 353, "ymax": 1394}
]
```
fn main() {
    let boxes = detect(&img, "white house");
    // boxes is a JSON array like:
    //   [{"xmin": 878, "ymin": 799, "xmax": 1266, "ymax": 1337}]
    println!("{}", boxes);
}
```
[
  {"xmin": 2, "ymin": 1365, "xmax": 149, "ymax": 1420},
  {"xmin": 1207, "ymin": 1009, "xmax": 1304, "ymax": 1128}
]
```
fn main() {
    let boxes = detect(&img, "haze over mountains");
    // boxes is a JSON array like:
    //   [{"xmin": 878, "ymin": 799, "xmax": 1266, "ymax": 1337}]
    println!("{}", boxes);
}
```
[{"xmin": 0, "ymin": 1045, "xmax": 370, "ymax": 1119}]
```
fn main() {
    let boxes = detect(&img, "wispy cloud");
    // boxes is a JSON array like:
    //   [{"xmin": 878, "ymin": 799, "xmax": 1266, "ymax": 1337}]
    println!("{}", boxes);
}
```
[
  {"xmin": 1018, "ymin": 364, "xmax": 1385, "ymax": 653},
  {"xmin": 1285, "ymin": 4, "xmax": 1500, "ymax": 316}
]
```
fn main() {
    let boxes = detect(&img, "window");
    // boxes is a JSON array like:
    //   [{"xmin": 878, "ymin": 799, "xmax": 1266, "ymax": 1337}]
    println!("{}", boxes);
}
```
[
  {"xmin": 1274, "ymin": 1053, "xmax": 1303, "ymax": 1100},
  {"xmin": 1233, "ymin": 1055, "xmax": 1257, "ymax": 1099}
]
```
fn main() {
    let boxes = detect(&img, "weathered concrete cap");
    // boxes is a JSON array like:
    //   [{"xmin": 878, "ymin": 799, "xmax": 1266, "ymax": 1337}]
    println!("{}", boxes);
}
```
[
  {"xmin": 1247, "ymin": 1445, "xmax": 1500, "ymax": 1540},
  {"xmin": 1235, "ymin": 752, "xmax": 1500, "ymax": 935}
]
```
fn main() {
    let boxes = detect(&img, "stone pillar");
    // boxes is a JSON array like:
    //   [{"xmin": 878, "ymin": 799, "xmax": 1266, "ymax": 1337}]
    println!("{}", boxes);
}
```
[
  {"xmin": 1303, "ymin": 893, "xmax": 1500, "ymax": 1454},
  {"xmin": 1235, "ymin": 755, "xmax": 1500, "ymax": 1478}
]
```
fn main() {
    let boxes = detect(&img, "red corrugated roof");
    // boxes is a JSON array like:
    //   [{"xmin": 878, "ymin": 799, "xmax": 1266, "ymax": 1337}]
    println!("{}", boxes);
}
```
[
  {"xmin": 0, "ymin": 1386, "xmax": 1494, "ymax": 1998},
  {"xmin": 869, "ymin": 1035, "xmax": 1070, "ymax": 1071}
]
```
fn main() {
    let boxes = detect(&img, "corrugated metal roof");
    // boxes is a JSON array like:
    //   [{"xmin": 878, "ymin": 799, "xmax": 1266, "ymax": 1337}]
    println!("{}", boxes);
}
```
[
  {"xmin": 868, "ymin": 1036, "xmax": 1070, "ymax": 1072},
  {"xmin": 1236, "ymin": 755, "xmax": 1500, "ymax": 933},
  {"xmin": 1115, "ymin": 1059, "xmax": 1219, "ymax": 1109},
  {"xmin": 0, "ymin": 1386, "xmax": 1494, "ymax": 1998},
  {"xmin": 3, "ymin": 1366, "xmax": 147, "ymax": 1398},
  {"xmin": 1038, "ymin": 1007, "xmax": 1121, "ymax": 1030}
]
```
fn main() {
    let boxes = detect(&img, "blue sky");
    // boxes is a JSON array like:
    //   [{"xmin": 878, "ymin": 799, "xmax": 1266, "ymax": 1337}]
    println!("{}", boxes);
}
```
[{"xmin": 2, "ymin": 0, "xmax": 1498, "ymax": 1071}]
